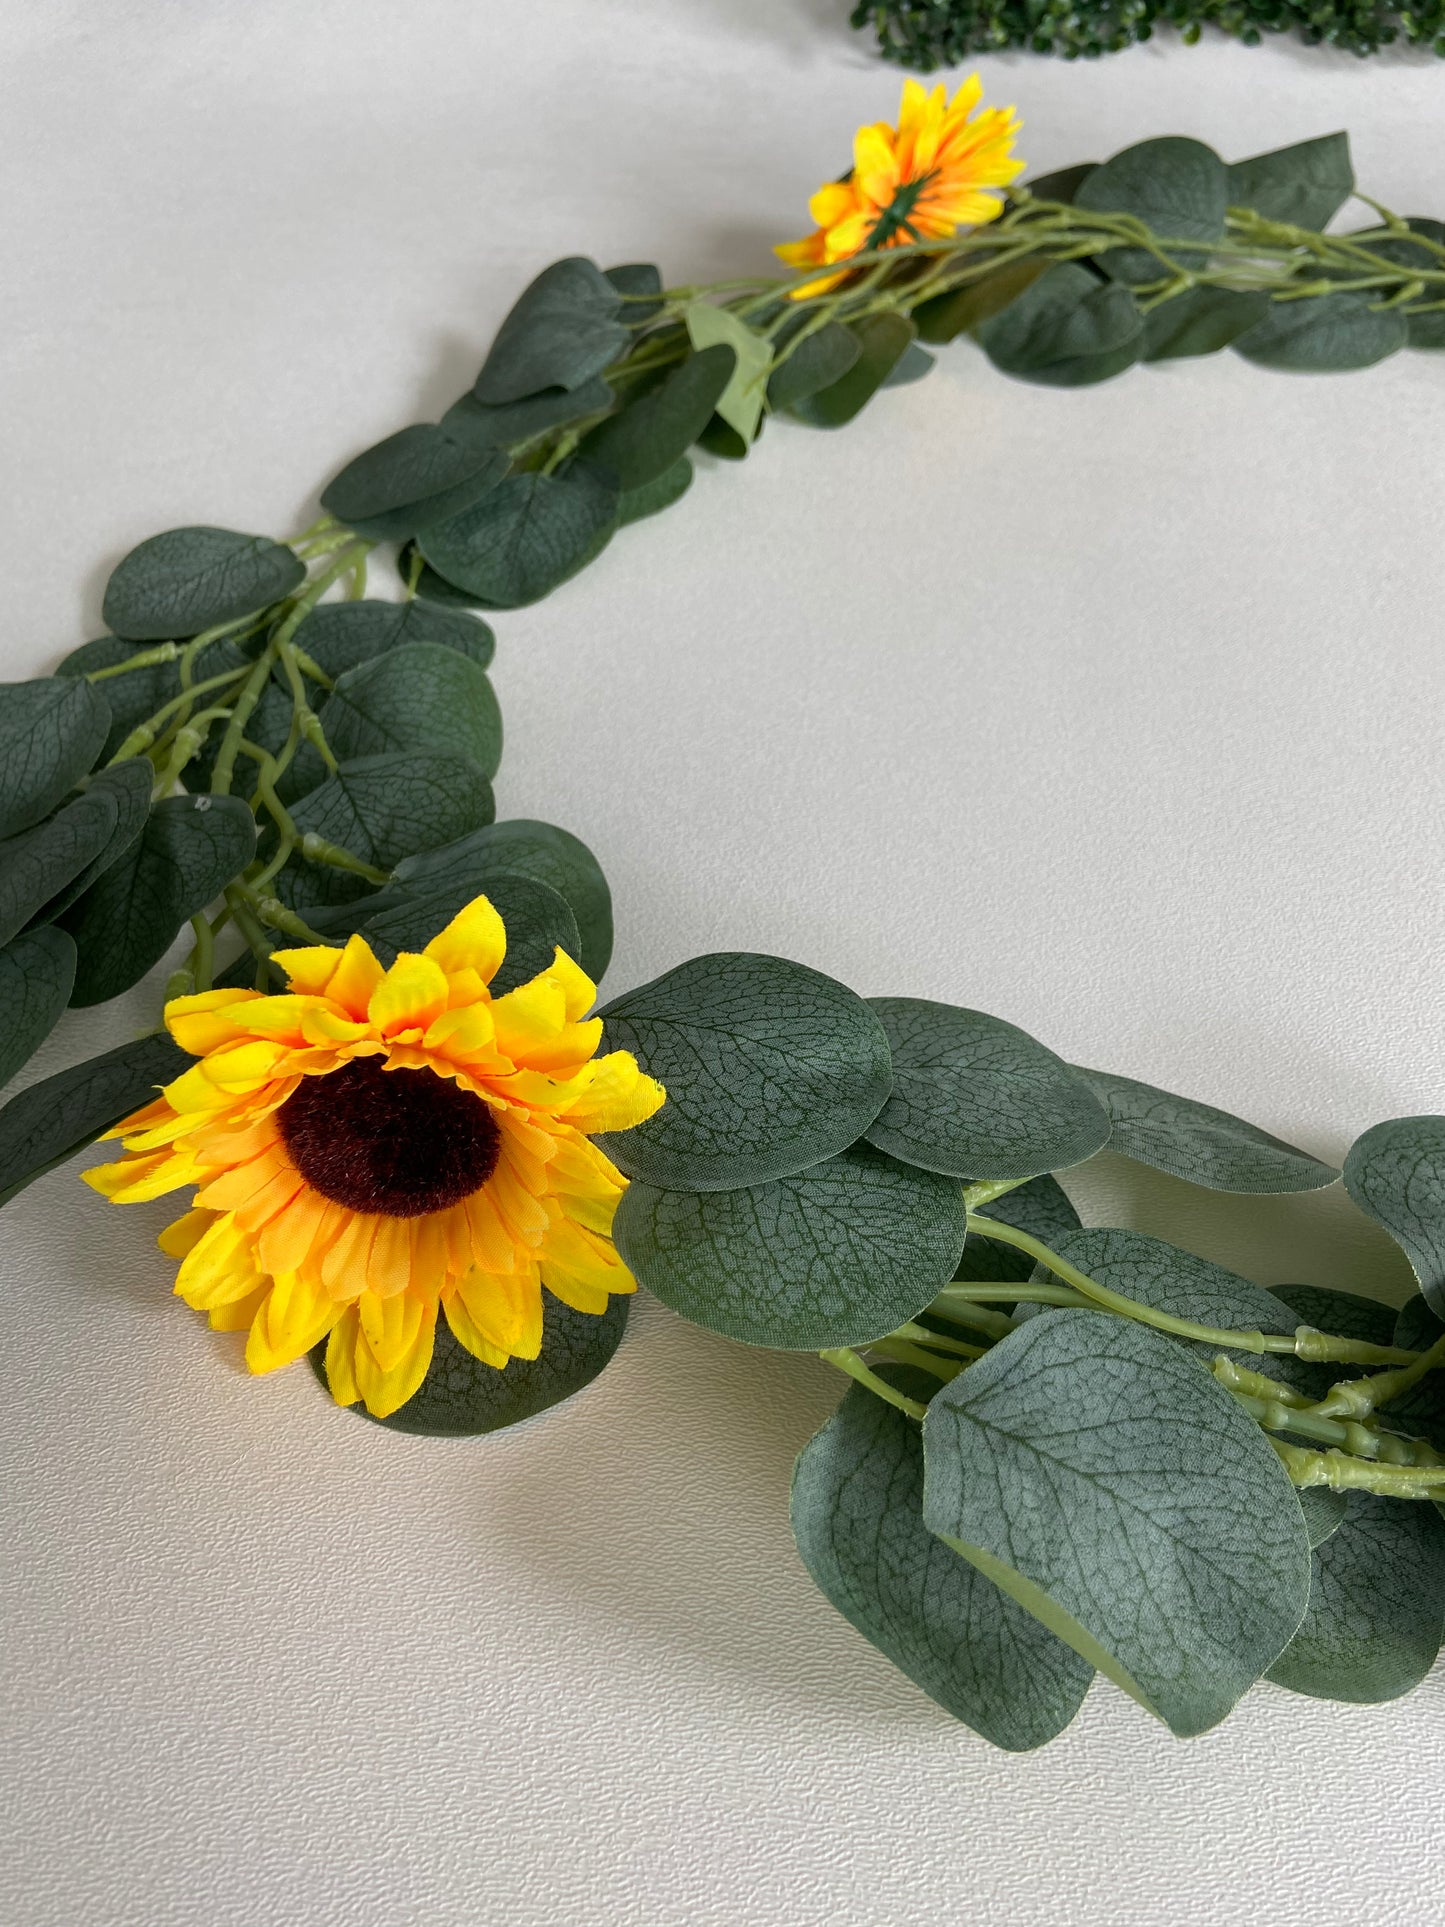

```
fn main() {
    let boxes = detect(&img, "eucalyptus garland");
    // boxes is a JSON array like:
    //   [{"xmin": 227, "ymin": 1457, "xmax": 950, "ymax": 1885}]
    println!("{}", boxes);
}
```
[{"xmin": 7, "ymin": 89, "xmax": 1445, "ymax": 1752}]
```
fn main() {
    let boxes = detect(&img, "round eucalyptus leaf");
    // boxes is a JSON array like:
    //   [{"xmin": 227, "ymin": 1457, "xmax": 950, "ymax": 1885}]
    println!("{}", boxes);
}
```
[
  {"xmin": 766, "ymin": 322, "xmax": 861, "ymax": 410},
  {"xmin": 396, "ymin": 546, "xmax": 494, "ymax": 611},
  {"xmin": 979, "ymin": 264, "xmax": 1143, "ymax": 387},
  {"xmin": 393, "ymin": 818, "xmax": 613, "ymax": 983},
  {"xmin": 864, "ymin": 998, "xmax": 1110, "ymax": 1180},
  {"xmin": 278, "ymin": 753, "xmax": 495, "ymax": 912},
  {"xmin": 1268, "ymin": 1284, "xmax": 1397, "ymax": 1350},
  {"xmin": 0, "ymin": 926, "xmax": 77, "ymax": 1089},
  {"xmin": 0, "ymin": 678, "xmax": 110, "ymax": 840},
  {"xmin": 579, "ymin": 345, "xmax": 735, "ymax": 491},
  {"xmin": 419, "ymin": 466, "xmax": 620, "ymax": 609},
  {"xmin": 604, "ymin": 262, "xmax": 664, "ymax": 328},
  {"xmin": 597, "ymin": 952, "xmax": 893, "ymax": 1190},
  {"xmin": 1075, "ymin": 137, "xmax": 1230, "ymax": 283},
  {"xmin": 102, "ymin": 527, "xmax": 304, "ymax": 641},
  {"xmin": 440, "ymin": 374, "xmax": 615, "ymax": 450},
  {"xmin": 1344, "ymin": 220, "xmax": 1445, "ymax": 350},
  {"xmin": 312, "ymin": 1291, "xmax": 629, "ymax": 1437},
  {"xmin": 618, "ymin": 456, "xmax": 694, "ymax": 528},
  {"xmin": 911, "ymin": 261, "xmax": 1048, "ymax": 346},
  {"xmin": 923, "ymin": 1310, "xmax": 1312, "ymax": 1738},
  {"xmin": 58, "ymin": 634, "xmax": 252, "ymax": 761},
  {"xmin": 472, "ymin": 256, "xmax": 629, "ymax": 405},
  {"xmin": 790, "ymin": 314, "xmax": 917, "ymax": 428},
  {"xmin": 954, "ymin": 1172, "xmax": 1081, "ymax": 1285},
  {"xmin": 1343, "ymin": 1116, "xmax": 1445, "ymax": 1315},
  {"xmin": 1227, "ymin": 133, "xmax": 1355, "ymax": 232},
  {"xmin": 1235, "ymin": 293, "xmax": 1406, "ymax": 373},
  {"xmin": 31, "ymin": 761, "xmax": 154, "ymax": 925},
  {"xmin": 792, "ymin": 1375, "xmax": 1093, "ymax": 1749},
  {"xmin": 319, "ymin": 641, "xmax": 501, "ymax": 779},
  {"xmin": 614, "ymin": 1141, "xmax": 967, "ymax": 1350},
  {"xmin": 1074, "ymin": 1065, "xmax": 1339, "ymax": 1194},
  {"xmin": 0, "ymin": 784, "xmax": 119, "ymax": 950},
  {"xmin": 1267, "ymin": 1494, "xmax": 1445, "ymax": 1704},
  {"xmin": 292, "ymin": 599, "xmax": 495, "ymax": 677},
  {"xmin": 62, "ymin": 793, "xmax": 257, "ymax": 1007},
  {"xmin": 319, "ymin": 424, "xmax": 509, "ymax": 541},
  {"xmin": 1142, "ymin": 288, "xmax": 1269, "ymax": 361},
  {"xmin": 0, "ymin": 1029, "xmax": 188, "ymax": 1208}
]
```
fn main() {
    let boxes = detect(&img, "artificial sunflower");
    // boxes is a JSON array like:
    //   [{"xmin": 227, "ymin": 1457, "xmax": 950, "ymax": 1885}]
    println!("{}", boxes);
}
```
[
  {"xmin": 85, "ymin": 895, "xmax": 664, "ymax": 1418},
  {"xmin": 776, "ymin": 76, "xmax": 1023, "ymax": 292}
]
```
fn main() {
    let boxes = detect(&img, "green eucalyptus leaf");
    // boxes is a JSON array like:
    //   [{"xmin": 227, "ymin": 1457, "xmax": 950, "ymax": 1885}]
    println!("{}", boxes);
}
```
[
  {"xmin": 393, "ymin": 818, "xmax": 613, "ymax": 982},
  {"xmin": 922, "ymin": 1309, "xmax": 1311, "ymax": 1736},
  {"xmin": 292, "ymin": 599, "xmax": 495, "ymax": 677},
  {"xmin": 473, "ymin": 257, "xmax": 629, "ymax": 405},
  {"xmin": 1075, "ymin": 137, "xmax": 1230, "ymax": 284},
  {"xmin": 360, "ymin": 874, "xmax": 579, "ymax": 996},
  {"xmin": 278, "ymin": 754, "xmax": 494, "ymax": 912},
  {"xmin": 0, "ymin": 926, "xmax": 77, "ymax": 1089},
  {"xmin": 1269, "ymin": 1284, "xmax": 1397, "ymax": 1349},
  {"xmin": 618, "ymin": 456, "xmax": 694, "ymax": 528},
  {"xmin": 1345, "ymin": 220, "xmax": 1445, "ymax": 350},
  {"xmin": 31, "ymin": 762, "xmax": 153, "ymax": 923},
  {"xmin": 0, "ymin": 1029, "xmax": 188, "ymax": 1206},
  {"xmin": 954, "ymin": 1174, "xmax": 1081, "ymax": 1285},
  {"xmin": 1142, "ymin": 287, "xmax": 1269, "ymax": 361},
  {"xmin": 683, "ymin": 304, "xmax": 771, "ymax": 441},
  {"xmin": 596, "ymin": 952, "xmax": 892, "ymax": 1190},
  {"xmin": 1342, "ymin": 1117, "xmax": 1445, "ymax": 1315},
  {"xmin": 61, "ymin": 793, "xmax": 256, "ymax": 1007},
  {"xmin": 1395, "ymin": 1294, "xmax": 1445, "ymax": 1352},
  {"xmin": 0, "ymin": 784, "xmax": 120, "ymax": 950},
  {"xmin": 864, "ymin": 998, "xmax": 1110, "ymax": 1181},
  {"xmin": 766, "ymin": 322, "xmax": 862, "ymax": 409},
  {"xmin": 1388, "ymin": 1293, "xmax": 1445, "ymax": 1452},
  {"xmin": 102, "ymin": 527, "xmax": 304, "ymax": 642},
  {"xmin": 910, "ymin": 261, "xmax": 1048, "ymax": 345},
  {"xmin": 396, "ymin": 548, "xmax": 494, "ymax": 611},
  {"xmin": 880, "ymin": 341, "xmax": 936, "ymax": 387},
  {"xmin": 1073, "ymin": 1065, "xmax": 1339, "ymax": 1194},
  {"xmin": 791, "ymin": 313, "xmax": 917, "ymax": 427},
  {"xmin": 979, "ymin": 264, "xmax": 1142, "ymax": 387},
  {"xmin": 613, "ymin": 1141, "xmax": 967, "ymax": 1350},
  {"xmin": 1235, "ymin": 293, "xmax": 1406, "ymax": 373},
  {"xmin": 792, "ymin": 1376, "xmax": 1093, "ymax": 1749},
  {"xmin": 1025, "ymin": 163, "xmax": 1098, "ymax": 206},
  {"xmin": 0, "ymin": 679, "xmax": 111, "ymax": 840},
  {"xmin": 320, "ymin": 642, "xmax": 502, "ymax": 780},
  {"xmin": 694, "ymin": 414, "xmax": 760, "ymax": 460},
  {"xmin": 440, "ymin": 375, "xmax": 615, "ymax": 449},
  {"xmin": 604, "ymin": 262, "xmax": 664, "ymax": 328},
  {"xmin": 1030, "ymin": 1225, "xmax": 1319, "ymax": 1396},
  {"xmin": 1267, "ymin": 1495, "xmax": 1445, "ymax": 1703},
  {"xmin": 319, "ymin": 423, "xmax": 509, "ymax": 541},
  {"xmin": 313, "ymin": 1290, "xmax": 630, "ymax": 1435},
  {"xmin": 1297, "ymin": 1486, "xmax": 1349, "ymax": 1550},
  {"xmin": 58, "ymin": 634, "xmax": 251, "ymax": 761},
  {"xmin": 419, "ymin": 466, "xmax": 619, "ymax": 610},
  {"xmin": 579, "ymin": 345, "xmax": 735, "ymax": 491},
  {"xmin": 1228, "ymin": 133, "xmax": 1354, "ymax": 231}
]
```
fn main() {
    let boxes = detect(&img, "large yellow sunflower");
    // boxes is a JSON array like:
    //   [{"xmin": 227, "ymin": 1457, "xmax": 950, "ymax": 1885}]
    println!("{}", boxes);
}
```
[
  {"xmin": 85, "ymin": 895, "xmax": 664, "ymax": 1418},
  {"xmin": 776, "ymin": 77, "xmax": 1023, "ymax": 292}
]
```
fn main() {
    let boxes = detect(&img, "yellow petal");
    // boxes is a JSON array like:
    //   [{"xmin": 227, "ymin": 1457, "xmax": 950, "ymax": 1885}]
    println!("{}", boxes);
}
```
[
  {"xmin": 451, "ymin": 1266, "xmax": 543, "ymax": 1360},
  {"xmin": 442, "ymin": 1292, "xmax": 510, "ymax": 1369},
  {"xmin": 272, "ymin": 942, "xmax": 345, "ymax": 996},
  {"xmin": 325, "ymin": 1308, "xmax": 362, "ymax": 1405},
  {"xmin": 368, "ymin": 953, "xmax": 451, "ymax": 1036},
  {"xmin": 157, "ymin": 1206, "xmax": 215, "ymax": 1258},
  {"xmin": 554, "ymin": 1054, "xmax": 666, "ymax": 1135},
  {"xmin": 352, "ymin": 1293, "xmax": 437, "ymax": 1415},
  {"xmin": 326, "ymin": 933, "xmax": 386, "ymax": 1020},
  {"xmin": 423, "ymin": 894, "xmax": 506, "ymax": 984},
  {"xmin": 246, "ymin": 1271, "xmax": 341, "ymax": 1374},
  {"xmin": 175, "ymin": 1211, "xmax": 263, "ymax": 1311}
]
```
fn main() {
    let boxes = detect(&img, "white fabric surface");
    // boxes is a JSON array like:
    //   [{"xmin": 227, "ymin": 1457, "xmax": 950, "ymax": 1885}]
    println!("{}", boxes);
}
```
[{"xmin": 3, "ymin": 5, "xmax": 1444, "ymax": 1922}]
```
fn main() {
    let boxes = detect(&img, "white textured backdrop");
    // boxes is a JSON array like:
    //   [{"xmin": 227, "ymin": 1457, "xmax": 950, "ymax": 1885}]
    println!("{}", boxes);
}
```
[{"xmin": 3, "ymin": 5, "xmax": 1444, "ymax": 1923}]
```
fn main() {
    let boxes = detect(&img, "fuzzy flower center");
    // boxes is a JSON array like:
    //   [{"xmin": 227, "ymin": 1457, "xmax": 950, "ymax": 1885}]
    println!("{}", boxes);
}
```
[{"xmin": 277, "ymin": 1056, "xmax": 502, "ymax": 1217}]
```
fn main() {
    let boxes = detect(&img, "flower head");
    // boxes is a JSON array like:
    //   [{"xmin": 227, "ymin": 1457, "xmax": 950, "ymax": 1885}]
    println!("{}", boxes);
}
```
[
  {"xmin": 86, "ymin": 896, "xmax": 664, "ymax": 1418},
  {"xmin": 776, "ymin": 77, "xmax": 1023, "ymax": 293}
]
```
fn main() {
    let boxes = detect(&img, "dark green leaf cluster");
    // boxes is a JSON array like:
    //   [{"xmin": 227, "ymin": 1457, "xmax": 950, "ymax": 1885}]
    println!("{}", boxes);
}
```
[{"xmin": 851, "ymin": 0, "xmax": 1445, "ymax": 62}]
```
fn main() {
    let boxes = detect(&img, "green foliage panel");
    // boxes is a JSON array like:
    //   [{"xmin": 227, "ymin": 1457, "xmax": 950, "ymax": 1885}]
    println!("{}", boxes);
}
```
[
  {"xmin": 420, "ymin": 466, "xmax": 620, "ymax": 609},
  {"xmin": 473, "ymin": 256, "xmax": 630, "ymax": 404},
  {"xmin": 320, "ymin": 423, "xmax": 509, "ymax": 541},
  {"xmin": 0, "ymin": 1029, "xmax": 188, "ymax": 1207},
  {"xmin": 278, "ymin": 754, "xmax": 494, "ymax": 911},
  {"xmin": 0, "ymin": 927, "xmax": 77, "ymax": 1089},
  {"xmin": 1075, "ymin": 138, "xmax": 1229, "ymax": 285},
  {"xmin": 792, "ymin": 1374, "xmax": 1093, "ymax": 1748},
  {"xmin": 613, "ymin": 1141, "xmax": 967, "ymax": 1350},
  {"xmin": 922, "ymin": 1310, "xmax": 1312, "ymax": 1736},
  {"xmin": 320, "ymin": 642, "xmax": 502, "ymax": 779},
  {"xmin": 597, "ymin": 952, "xmax": 892, "ymax": 1190}
]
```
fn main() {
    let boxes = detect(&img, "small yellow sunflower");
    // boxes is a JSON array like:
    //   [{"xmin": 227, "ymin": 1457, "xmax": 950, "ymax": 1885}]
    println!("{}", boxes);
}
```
[
  {"xmin": 85, "ymin": 895, "xmax": 664, "ymax": 1418},
  {"xmin": 777, "ymin": 77, "xmax": 1024, "ymax": 293}
]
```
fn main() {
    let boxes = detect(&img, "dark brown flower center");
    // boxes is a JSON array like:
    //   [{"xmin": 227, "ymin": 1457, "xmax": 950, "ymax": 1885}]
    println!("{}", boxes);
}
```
[{"xmin": 276, "ymin": 1055, "xmax": 501, "ymax": 1217}]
